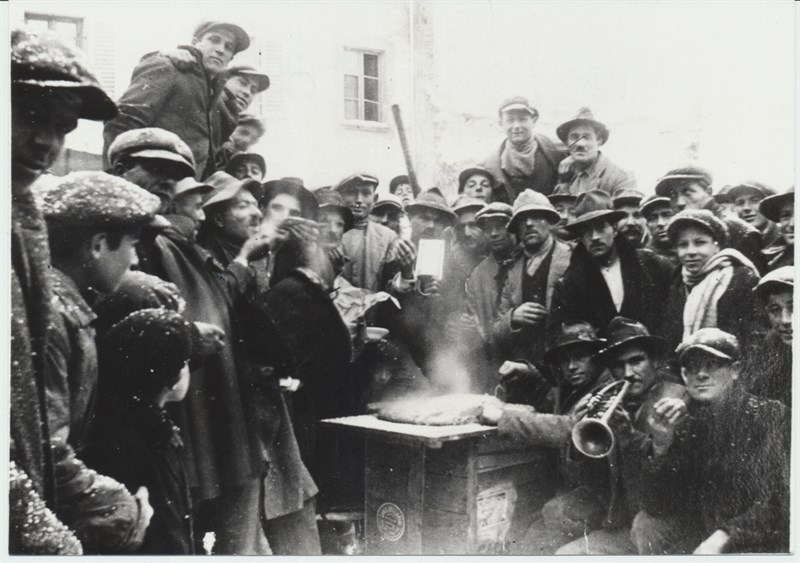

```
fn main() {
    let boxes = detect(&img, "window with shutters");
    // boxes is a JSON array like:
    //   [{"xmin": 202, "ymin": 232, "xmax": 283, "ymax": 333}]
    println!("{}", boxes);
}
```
[
  {"xmin": 344, "ymin": 48, "xmax": 382, "ymax": 123},
  {"xmin": 25, "ymin": 13, "xmax": 85, "ymax": 49}
]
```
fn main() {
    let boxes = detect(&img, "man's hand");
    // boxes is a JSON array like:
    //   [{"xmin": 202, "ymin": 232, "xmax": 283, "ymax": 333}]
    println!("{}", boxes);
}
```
[
  {"xmin": 279, "ymin": 217, "xmax": 319, "ymax": 244},
  {"xmin": 418, "ymin": 276, "xmax": 440, "ymax": 296},
  {"xmin": 498, "ymin": 360, "xmax": 536, "ymax": 384},
  {"xmin": 162, "ymin": 49, "xmax": 196, "ymax": 71},
  {"xmin": 327, "ymin": 246, "xmax": 349, "ymax": 276},
  {"xmin": 647, "ymin": 397, "xmax": 687, "ymax": 456},
  {"xmin": 694, "ymin": 530, "xmax": 729, "ymax": 554},
  {"xmin": 391, "ymin": 238, "xmax": 417, "ymax": 277},
  {"xmin": 193, "ymin": 322, "xmax": 226, "ymax": 355},
  {"xmin": 236, "ymin": 233, "xmax": 272, "ymax": 264},
  {"xmin": 510, "ymin": 302, "xmax": 549, "ymax": 328},
  {"xmin": 134, "ymin": 487, "xmax": 154, "ymax": 530}
]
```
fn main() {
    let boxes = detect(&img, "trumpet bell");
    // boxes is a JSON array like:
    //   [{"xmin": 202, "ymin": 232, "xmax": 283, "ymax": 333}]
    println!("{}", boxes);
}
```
[{"xmin": 572, "ymin": 418, "xmax": 616, "ymax": 459}]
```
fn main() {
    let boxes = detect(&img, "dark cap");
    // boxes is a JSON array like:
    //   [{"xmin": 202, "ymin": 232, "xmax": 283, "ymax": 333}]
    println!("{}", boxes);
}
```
[
  {"xmin": 564, "ymin": 190, "xmax": 625, "ymax": 235},
  {"xmin": 556, "ymin": 107, "xmax": 609, "ymax": 146},
  {"xmin": 666, "ymin": 209, "xmax": 728, "ymax": 247},
  {"xmin": 676, "ymin": 328, "xmax": 739, "ymax": 363},
  {"xmin": 475, "ymin": 202, "xmax": 513, "ymax": 226},
  {"xmin": 314, "ymin": 187, "xmax": 353, "ymax": 230},
  {"xmin": 226, "ymin": 64, "xmax": 270, "ymax": 92},
  {"xmin": 261, "ymin": 178, "xmax": 319, "ymax": 220},
  {"xmin": 173, "ymin": 177, "xmax": 214, "ymax": 198},
  {"xmin": 727, "ymin": 181, "xmax": 776, "ymax": 203},
  {"xmin": 754, "ymin": 266, "xmax": 793, "ymax": 299},
  {"xmin": 107, "ymin": 128, "xmax": 196, "ymax": 177},
  {"xmin": 405, "ymin": 188, "xmax": 456, "ymax": 223},
  {"xmin": 509, "ymin": 189, "xmax": 560, "ymax": 231},
  {"xmin": 11, "ymin": 28, "xmax": 117, "ymax": 121},
  {"xmin": 654, "ymin": 165, "xmax": 713, "ymax": 197},
  {"xmin": 612, "ymin": 188, "xmax": 645, "ymax": 209},
  {"xmin": 389, "ymin": 175, "xmax": 410, "ymax": 193},
  {"xmin": 498, "ymin": 96, "xmax": 538, "ymax": 119},
  {"xmin": 458, "ymin": 166, "xmax": 496, "ymax": 193},
  {"xmin": 639, "ymin": 193, "xmax": 672, "ymax": 218},
  {"xmin": 543, "ymin": 320, "xmax": 606, "ymax": 364},
  {"xmin": 594, "ymin": 316, "xmax": 665, "ymax": 363},
  {"xmin": 193, "ymin": 20, "xmax": 250, "ymax": 54},
  {"xmin": 202, "ymin": 171, "xmax": 263, "ymax": 209},
  {"xmin": 759, "ymin": 186, "xmax": 794, "ymax": 223},
  {"xmin": 373, "ymin": 193, "xmax": 404, "ymax": 214},
  {"xmin": 225, "ymin": 151, "xmax": 266, "ymax": 177},
  {"xmin": 38, "ymin": 171, "xmax": 160, "ymax": 227}
]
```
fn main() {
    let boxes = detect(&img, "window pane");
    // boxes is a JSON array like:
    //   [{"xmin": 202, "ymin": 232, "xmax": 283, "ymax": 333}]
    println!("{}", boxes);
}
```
[
  {"xmin": 364, "ymin": 77, "xmax": 379, "ymax": 102},
  {"xmin": 364, "ymin": 101, "xmax": 379, "ymax": 122},
  {"xmin": 344, "ymin": 50, "xmax": 361, "ymax": 75},
  {"xmin": 25, "ymin": 18, "xmax": 49, "ymax": 32},
  {"xmin": 345, "ymin": 99, "xmax": 359, "ymax": 120},
  {"xmin": 344, "ymin": 75, "xmax": 359, "ymax": 99},
  {"xmin": 364, "ymin": 54, "xmax": 379, "ymax": 78},
  {"xmin": 53, "ymin": 21, "xmax": 79, "ymax": 46}
]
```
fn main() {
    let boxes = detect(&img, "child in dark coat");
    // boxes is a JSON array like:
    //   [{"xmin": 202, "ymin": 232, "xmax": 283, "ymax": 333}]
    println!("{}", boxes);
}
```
[{"xmin": 84, "ymin": 308, "xmax": 196, "ymax": 554}]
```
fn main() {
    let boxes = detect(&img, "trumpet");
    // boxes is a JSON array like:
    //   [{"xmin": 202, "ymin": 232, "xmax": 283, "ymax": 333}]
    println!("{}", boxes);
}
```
[{"xmin": 571, "ymin": 379, "xmax": 632, "ymax": 459}]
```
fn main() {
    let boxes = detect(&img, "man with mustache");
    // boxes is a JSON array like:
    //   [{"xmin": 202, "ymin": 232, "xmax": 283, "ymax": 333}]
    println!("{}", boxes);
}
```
[
  {"xmin": 492, "ymin": 190, "xmax": 572, "ymax": 364},
  {"xmin": 548, "ymin": 184, "xmax": 578, "ymax": 242},
  {"xmin": 104, "ymin": 20, "xmax": 251, "ymax": 179},
  {"xmin": 640, "ymin": 194, "xmax": 677, "ymax": 266},
  {"xmin": 612, "ymin": 189, "xmax": 649, "ymax": 249},
  {"xmin": 550, "ymin": 191, "xmax": 673, "ymax": 338},
  {"xmin": 759, "ymin": 186, "xmax": 794, "ymax": 271},
  {"xmin": 555, "ymin": 108, "xmax": 636, "ymax": 197}
]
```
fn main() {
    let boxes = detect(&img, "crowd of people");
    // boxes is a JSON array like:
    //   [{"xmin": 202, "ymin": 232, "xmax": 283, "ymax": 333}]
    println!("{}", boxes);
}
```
[{"xmin": 9, "ymin": 19, "xmax": 793, "ymax": 556}]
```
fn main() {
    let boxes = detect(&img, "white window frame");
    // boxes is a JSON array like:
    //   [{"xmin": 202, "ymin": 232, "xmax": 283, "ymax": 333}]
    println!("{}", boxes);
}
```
[
  {"xmin": 343, "ymin": 47, "xmax": 385, "ymax": 126},
  {"xmin": 24, "ymin": 12, "xmax": 85, "ymax": 50}
]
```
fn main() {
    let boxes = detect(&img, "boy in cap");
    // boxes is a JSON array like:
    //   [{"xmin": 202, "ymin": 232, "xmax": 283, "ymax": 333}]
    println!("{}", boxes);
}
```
[
  {"xmin": 759, "ymin": 186, "xmax": 794, "ymax": 271},
  {"xmin": 639, "ymin": 194, "xmax": 677, "ymax": 265},
  {"xmin": 728, "ymin": 181, "xmax": 780, "ymax": 248},
  {"xmin": 632, "ymin": 329, "xmax": 789, "ymax": 554},
  {"xmin": 10, "ymin": 27, "xmax": 117, "ymax": 554},
  {"xmin": 104, "ymin": 20, "xmax": 251, "ymax": 179},
  {"xmin": 389, "ymin": 174, "xmax": 415, "ymax": 205},
  {"xmin": 84, "ymin": 309, "xmax": 196, "ymax": 554},
  {"xmin": 458, "ymin": 166, "xmax": 496, "ymax": 202},
  {"xmin": 38, "ymin": 171, "xmax": 160, "ymax": 553},
  {"xmin": 215, "ymin": 113, "xmax": 267, "ymax": 172},
  {"xmin": 369, "ymin": 193, "xmax": 404, "ymax": 235},
  {"xmin": 226, "ymin": 151, "xmax": 266, "ymax": 182}
]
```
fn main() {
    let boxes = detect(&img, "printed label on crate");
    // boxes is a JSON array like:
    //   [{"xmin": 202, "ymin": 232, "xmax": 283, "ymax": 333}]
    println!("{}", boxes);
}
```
[
  {"xmin": 476, "ymin": 483, "xmax": 517, "ymax": 550},
  {"xmin": 376, "ymin": 502, "xmax": 405, "ymax": 541}
]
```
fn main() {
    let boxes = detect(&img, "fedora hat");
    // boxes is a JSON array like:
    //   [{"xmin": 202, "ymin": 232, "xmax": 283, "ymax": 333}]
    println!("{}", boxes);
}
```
[
  {"xmin": 543, "ymin": 320, "xmax": 606, "ymax": 364},
  {"xmin": 758, "ymin": 186, "xmax": 794, "ymax": 223},
  {"xmin": 508, "ymin": 189, "xmax": 560, "ymax": 232},
  {"xmin": 202, "ymin": 171, "xmax": 263, "ymax": 209},
  {"xmin": 564, "ymin": 190, "xmax": 626, "ymax": 235},
  {"xmin": 594, "ymin": 316, "xmax": 666, "ymax": 364},
  {"xmin": 373, "ymin": 193, "xmax": 404, "ymax": 214},
  {"xmin": 556, "ymin": 107, "xmax": 609, "ymax": 146},
  {"xmin": 405, "ymin": 188, "xmax": 456, "ymax": 223}
]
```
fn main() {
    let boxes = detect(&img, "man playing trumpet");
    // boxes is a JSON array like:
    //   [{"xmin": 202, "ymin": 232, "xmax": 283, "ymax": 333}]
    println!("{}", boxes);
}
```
[{"xmin": 481, "ymin": 316, "xmax": 686, "ymax": 554}]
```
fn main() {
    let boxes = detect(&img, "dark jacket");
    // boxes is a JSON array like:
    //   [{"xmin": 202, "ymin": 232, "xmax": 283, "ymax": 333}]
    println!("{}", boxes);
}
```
[
  {"xmin": 103, "ymin": 46, "xmax": 227, "ymax": 179},
  {"xmin": 482, "ymin": 134, "xmax": 568, "ymax": 202},
  {"xmin": 640, "ymin": 390, "xmax": 790, "ymax": 552},
  {"xmin": 550, "ymin": 235, "xmax": 674, "ymax": 338},
  {"xmin": 742, "ymin": 331, "xmax": 792, "ymax": 409},
  {"xmin": 703, "ymin": 199, "xmax": 766, "ymax": 273}
]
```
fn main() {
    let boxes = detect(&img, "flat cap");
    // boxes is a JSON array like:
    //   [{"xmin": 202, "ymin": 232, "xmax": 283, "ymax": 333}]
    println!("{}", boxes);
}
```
[
  {"xmin": 225, "ymin": 151, "xmax": 266, "ymax": 177},
  {"xmin": 193, "ymin": 20, "xmax": 250, "ymax": 54},
  {"xmin": 475, "ymin": 202, "xmax": 513, "ymax": 225},
  {"xmin": 654, "ymin": 165, "xmax": 713, "ymax": 197},
  {"xmin": 639, "ymin": 193, "xmax": 672, "ymax": 218},
  {"xmin": 667, "ymin": 209, "xmax": 728, "ymax": 247},
  {"xmin": 314, "ymin": 187, "xmax": 354, "ymax": 231},
  {"xmin": 227, "ymin": 64, "xmax": 269, "ymax": 92},
  {"xmin": 498, "ymin": 96, "xmax": 538, "ymax": 119},
  {"xmin": 38, "ymin": 171, "xmax": 160, "ymax": 226},
  {"xmin": 458, "ymin": 166, "xmax": 496, "ymax": 193},
  {"xmin": 727, "ymin": 180, "xmax": 776, "ymax": 202},
  {"xmin": 754, "ymin": 266, "xmax": 793, "ymax": 298},
  {"xmin": 107, "ymin": 128, "xmax": 196, "ymax": 177},
  {"xmin": 677, "ymin": 328, "xmax": 739, "ymax": 362},
  {"xmin": 612, "ymin": 188, "xmax": 645, "ymax": 208},
  {"xmin": 389, "ymin": 175, "xmax": 410, "ymax": 193},
  {"xmin": 11, "ymin": 28, "xmax": 117, "ymax": 121},
  {"xmin": 335, "ymin": 173, "xmax": 379, "ymax": 193},
  {"xmin": 373, "ymin": 193, "xmax": 405, "ymax": 214}
]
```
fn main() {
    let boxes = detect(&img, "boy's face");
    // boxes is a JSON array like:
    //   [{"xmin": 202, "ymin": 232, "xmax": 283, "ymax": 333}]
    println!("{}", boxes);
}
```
[
  {"xmin": 340, "ymin": 181, "xmax": 377, "ymax": 221},
  {"xmin": 765, "ymin": 289, "xmax": 793, "ymax": 346},
  {"xmin": 681, "ymin": 352, "xmax": 739, "ymax": 404},
  {"xmin": 231, "ymin": 123, "xmax": 263, "ymax": 152},
  {"xmin": 92, "ymin": 233, "xmax": 140, "ymax": 294}
]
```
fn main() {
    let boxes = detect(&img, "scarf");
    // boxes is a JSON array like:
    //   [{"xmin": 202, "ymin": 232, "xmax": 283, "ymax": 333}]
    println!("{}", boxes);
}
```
[
  {"xmin": 682, "ymin": 248, "xmax": 759, "ymax": 339},
  {"xmin": 197, "ymin": 229, "xmax": 242, "ymax": 267},
  {"xmin": 500, "ymin": 138, "xmax": 538, "ymax": 178}
]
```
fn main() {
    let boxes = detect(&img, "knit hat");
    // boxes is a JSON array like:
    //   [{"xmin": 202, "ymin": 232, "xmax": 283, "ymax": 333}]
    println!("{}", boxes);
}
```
[
  {"xmin": 193, "ymin": 20, "xmax": 250, "ymax": 54},
  {"xmin": 457, "ymin": 166, "xmax": 496, "ymax": 193},
  {"xmin": 594, "ymin": 316, "xmax": 666, "ymax": 364},
  {"xmin": 508, "ymin": 189, "xmax": 560, "ymax": 231},
  {"xmin": 654, "ymin": 165, "xmax": 713, "ymax": 197},
  {"xmin": 758, "ymin": 186, "xmax": 794, "ymax": 223},
  {"xmin": 676, "ymin": 328, "xmax": 739, "ymax": 363},
  {"xmin": 405, "ymin": 188, "xmax": 456, "ymax": 223},
  {"xmin": 639, "ymin": 193, "xmax": 672, "ymax": 218},
  {"xmin": 556, "ymin": 107, "xmax": 609, "ymax": 145},
  {"xmin": 564, "ymin": 190, "xmax": 625, "ymax": 235},
  {"xmin": 226, "ymin": 63, "xmax": 269, "ymax": 91},
  {"xmin": 666, "ymin": 209, "xmax": 729, "ymax": 247},
  {"xmin": 475, "ymin": 202, "xmax": 513, "ymax": 226},
  {"xmin": 543, "ymin": 320, "xmax": 606, "ymax": 364},
  {"xmin": 225, "ymin": 151, "xmax": 266, "ymax": 178},
  {"xmin": 107, "ymin": 127, "xmax": 196, "ymax": 177},
  {"xmin": 11, "ymin": 28, "xmax": 117, "ymax": 121}
]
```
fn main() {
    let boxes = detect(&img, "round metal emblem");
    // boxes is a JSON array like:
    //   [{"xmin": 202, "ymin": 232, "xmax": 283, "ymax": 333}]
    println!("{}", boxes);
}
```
[{"xmin": 376, "ymin": 502, "xmax": 405, "ymax": 541}]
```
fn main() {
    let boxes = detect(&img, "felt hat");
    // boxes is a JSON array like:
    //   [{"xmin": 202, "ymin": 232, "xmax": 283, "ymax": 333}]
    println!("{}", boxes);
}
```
[
  {"xmin": 405, "ymin": 188, "xmax": 456, "ymax": 223},
  {"xmin": 226, "ymin": 63, "xmax": 269, "ymax": 91},
  {"xmin": 457, "ymin": 166, "xmax": 496, "ymax": 193},
  {"xmin": 508, "ymin": 189, "xmax": 560, "ymax": 232},
  {"xmin": 759, "ymin": 186, "xmax": 794, "ymax": 223},
  {"xmin": 202, "ymin": 171, "xmax": 263, "ymax": 209},
  {"xmin": 666, "ymin": 209, "xmax": 729, "ymax": 247},
  {"xmin": 543, "ymin": 320, "xmax": 606, "ymax": 364},
  {"xmin": 261, "ymin": 177, "xmax": 319, "ymax": 220},
  {"xmin": 498, "ymin": 96, "xmax": 538, "ymax": 119},
  {"xmin": 595, "ymin": 316, "xmax": 666, "ymax": 363},
  {"xmin": 173, "ymin": 177, "xmax": 214, "ymax": 198},
  {"xmin": 452, "ymin": 196, "xmax": 485, "ymax": 216},
  {"xmin": 556, "ymin": 107, "xmax": 609, "ymax": 145},
  {"xmin": 193, "ymin": 20, "xmax": 250, "ymax": 54},
  {"xmin": 654, "ymin": 165, "xmax": 713, "ymax": 197},
  {"xmin": 225, "ymin": 151, "xmax": 266, "ymax": 177},
  {"xmin": 107, "ymin": 127, "xmax": 196, "ymax": 178},
  {"xmin": 676, "ymin": 328, "xmax": 739, "ymax": 363},
  {"xmin": 564, "ymin": 190, "xmax": 625, "ymax": 234}
]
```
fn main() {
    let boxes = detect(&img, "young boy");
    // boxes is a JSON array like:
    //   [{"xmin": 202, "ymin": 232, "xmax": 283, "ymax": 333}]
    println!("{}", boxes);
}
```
[{"xmin": 85, "ymin": 308, "xmax": 196, "ymax": 554}]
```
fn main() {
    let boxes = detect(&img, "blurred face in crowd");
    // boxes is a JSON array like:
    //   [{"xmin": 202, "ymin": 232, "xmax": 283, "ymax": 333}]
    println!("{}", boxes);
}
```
[
  {"xmin": 192, "ymin": 30, "xmax": 236, "ymax": 76},
  {"xmin": 733, "ymin": 191, "xmax": 768, "ymax": 230},
  {"xmin": 392, "ymin": 183, "xmax": 414, "ymax": 206},
  {"xmin": 644, "ymin": 204, "xmax": 675, "ymax": 247},
  {"xmin": 462, "ymin": 174, "xmax": 492, "ymax": 201},
  {"xmin": 553, "ymin": 344, "xmax": 597, "ymax": 388},
  {"xmin": 567, "ymin": 124, "xmax": 601, "ymax": 168},
  {"xmin": 481, "ymin": 217, "xmax": 514, "ymax": 256},
  {"xmin": 340, "ymin": 181, "xmax": 377, "ymax": 222},
  {"xmin": 90, "ymin": 233, "xmax": 140, "ymax": 294},
  {"xmin": 501, "ymin": 109, "xmax": 536, "ymax": 148},
  {"xmin": 670, "ymin": 182, "xmax": 713, "ymax": 212},
  {"xmin": 11, "ymin": 89, "xmax": 80, "ymax": 194},
  {"xmin": 231, "ymin": 123, "xmax": 263, "ymax": 152},
  {"xmin": 552, "ymin": 199, "xmax": 576, "ymax": 240},
  {"xmin": 264, "ymin": 192, "xmax": 301, "ymax": 224},
  {"xmin": 214, "ymin": 189, "xmax": 262, "ymax": 243},
  {"xmin": 319, "ymin": 207, "xmax": 347, "ymax": 249},
  {"xmin": 171, "ymin": 191, "xmax": 206, "ymax": 233},
  {"xmin": 409, "ymin": 208, "xmax": 448, "ymax": 244},
  {"xmin": 608, "ymin": 344, "xmax": 658, "ymax": 399},
  {"xmin": 765, "ymin": 289, "xmax": 793, "ymax": 346},
  {"xmin": 455, "ymin": 210, "xmax": 486, "ymax": 255},
  {"xmin": 675, "ymin": 225, "xmax": 720, "ymax": 275},
  {"xmin": 226, "ymin": 74, "xmax": 260, "ymax": 112},
  {"xmin": 681, "ymin": 351, "xmax": 739, "ymax": 405},
  {"xmin": 616, "ymin": 203, "xmax": 646, "ymax": 246},
  {"xmin": 779, "ymin": 201, "xmax": 794, "ymax": 245},
  {"xmin": 580, "ymin": 219, "xmax": 617, "ymax": 262},
  {"xmin": 516, "ymin": 212, "xmax": 553, "ymax": 254},
  {"xmin": 370, "ymin": 206, "xmax": 402, "ymax": 234},
  {"xmin": 118, "ymin": 158, "xmax": 186, "ymax": 214},
  {"xmin": 230, "ymin": 160, "xmax": 264, "ymax": 182}
]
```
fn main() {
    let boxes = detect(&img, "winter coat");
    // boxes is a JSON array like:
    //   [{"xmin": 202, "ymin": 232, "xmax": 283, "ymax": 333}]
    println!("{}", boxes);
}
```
[
  {"xmin": 703, "ymin": 199, "xmax": 766, "ymax": 273},
  {"xmin": 559, "ymin": 152, "xmax": 636, "ymax": 196},
  {"xmin": 103, "ymin": 46, "xmax": 228, "ymax": 179},
  {"xmin": 742, "ymin": 331, "xmax": 792, "ymax": 409},
  {"xmin": 640, "ymin": 390, "xmax": 790, "ymax": 552},
  {"xmin": 482, "ymin": 134, "xmax": 568, "ymax": 202},
  {"xmin": 341, "ymin": 221, "xmax": 398, "ymax": 292},
  {"xmin": 550, "ymin": 235, "xmax": 674, "ymax": 338}
]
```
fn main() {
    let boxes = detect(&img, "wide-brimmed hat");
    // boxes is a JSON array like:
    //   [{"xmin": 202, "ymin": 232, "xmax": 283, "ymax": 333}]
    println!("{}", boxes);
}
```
[
  {"xmin": 193, "ymin": 20, "xmax": 250, "ymax": 54},
  {"xmin": 458, "ymin": 166, "xmax": 496, "ymax": 193},
  {"xmin": 452, "ymin": 196, "xmax": 485, "ymax": 216},
  {"xmin": 314, "ymin": 187, "xmax": 353, "ymax": 231},
  {"xmin": 372, "ymin": 193, "xmax": 404, "ymax": 214},
  {"xmin": 203, "ymin": 171, "xmax": 263, "ymax": 209},
  {"xmin": 226, "ymin": 64, "xmax": 270, "ymax": 92},
  {"xmin": 11, "ymin": 28, "xmax": 117, "ymax": 121},
  {"xmin": 758, "ymin": 186, "xmax": 794, "ymax": 223},
  {"xmin": 556, "ymin": 107, "xmax": 609, "ymax": 146},
  {"xmin": 107, "ymin": 127, "xmax": 196, "ymax": 177},
  {"xmin": 405, "ymin": 188, "xmax": 456, "ymax": 223},
  {"xmin": 564, "ymin": 190, "xmax": 626, "ymax": 234},
  {"xmin": 508, "ymin": 189, "xmax": 560, "ymax": 232},
  {"xmin": 666, "ymin": 209, "xmax": 728, "ymax": 247},
  {"xmin": 639, "ymin": 193, "xmax": 672, "ymax": 218},
  {"xmin": 225, "ymin": 151, "xmax": 266, "ymax": 177},
  {"xmin": 594, "ymin": 316, "xmax": 666, "ymax": 363},
  {"xmin": 261, "ymin": 178, "xmax": 319, "ymax": 220},
  {"xmin": 475, "ymin": 202, "xmax": 513, "ymax": 226},
  {"xmin": 754, "ymin": 266, "xmax": 793, "ymax": 299},
  {"xmin": 612, "ymin": 188, "xmax": 644, "ymax": 209},
  {"xmin": 498, "ymin": 96, "xmax": 538, "ymax": 119},
  {"xmin": 676, "ymin": 328, "xmax": 739, "ymax": 363},
  {"xmin": 548, "ymin": 184, "xmax": 578, "ymax": 205},
  {"xmin": 727, "ymin": 181, "xmax": 775, "ymax": 203},
  {"xmin": 654, "ymin": 165, "xmax": 713, "ymax": 197},
  {"xmin": 173, "ymin": 177, "xmax": 214, "ymax": 198},
  {"xmin": 544, "ymin": 321, "xmax": 606, "ymax": 364}
]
